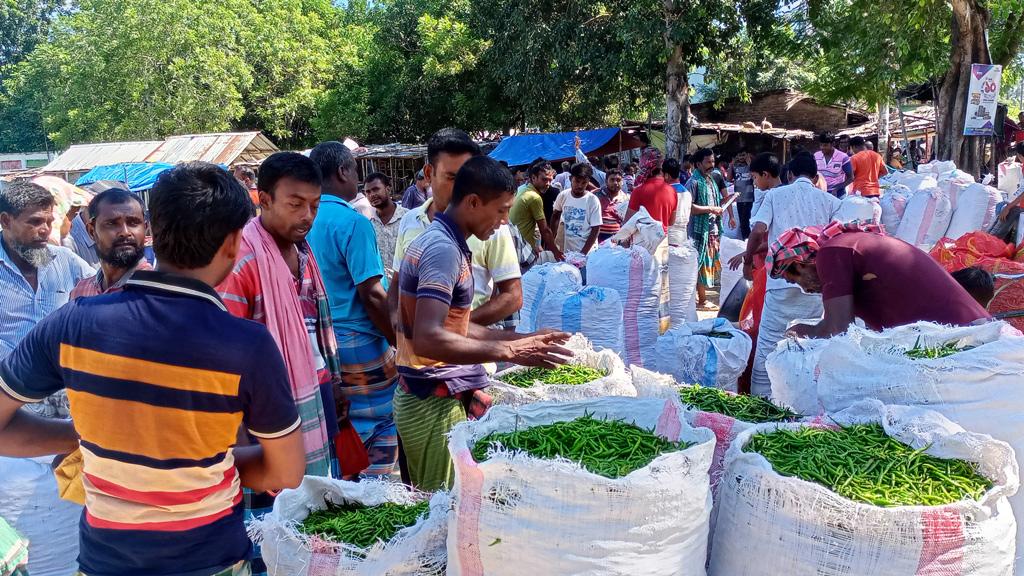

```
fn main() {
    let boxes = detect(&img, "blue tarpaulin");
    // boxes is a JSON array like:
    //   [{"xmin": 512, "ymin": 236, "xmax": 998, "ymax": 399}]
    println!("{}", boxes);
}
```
[
  {"xmin": 75, "ymin": 163, "xmax": 175, "ymax": 192},
  {"xmin": 488, "ymin": 128, "xmax": 621, "ymax": 167}
]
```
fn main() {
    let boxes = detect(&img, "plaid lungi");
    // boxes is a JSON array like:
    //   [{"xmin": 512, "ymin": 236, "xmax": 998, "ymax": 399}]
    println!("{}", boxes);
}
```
[{"xmin": 335, "ymin": 330, "xmax": 399, "ymax": 477}]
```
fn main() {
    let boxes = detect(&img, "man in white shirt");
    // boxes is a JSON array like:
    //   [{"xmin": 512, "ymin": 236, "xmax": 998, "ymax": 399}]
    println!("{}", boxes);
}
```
[
  {"xmin": 747, "ymin": 151, "xmax": 840, "ymax": 398},
  {"xmin": 551, "ymin": 163, "xmax": 603, "ymax": 254}
]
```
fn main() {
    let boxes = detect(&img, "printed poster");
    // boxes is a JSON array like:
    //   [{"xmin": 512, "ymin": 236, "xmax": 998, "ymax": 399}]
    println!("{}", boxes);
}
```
[{"xmin": 964, "ymin": 64, "xmax": 1002, "ymax": 136}]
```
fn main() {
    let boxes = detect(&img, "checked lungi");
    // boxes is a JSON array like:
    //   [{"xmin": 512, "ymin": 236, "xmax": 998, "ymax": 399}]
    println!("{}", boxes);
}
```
[{"xmin": 336, "ymin": 330, "xmax": 400, "ymax": 477}]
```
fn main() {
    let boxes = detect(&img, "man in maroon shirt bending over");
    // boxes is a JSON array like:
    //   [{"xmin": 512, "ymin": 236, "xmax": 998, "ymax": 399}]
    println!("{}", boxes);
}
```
[{"xmin": 766, "ymin": 221, "xmax": 990, "ymax": 338}]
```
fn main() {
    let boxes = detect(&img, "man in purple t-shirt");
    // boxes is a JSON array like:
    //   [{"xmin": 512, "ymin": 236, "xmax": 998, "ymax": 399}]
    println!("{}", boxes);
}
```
[
  {"xmin": 767, "ymin": 224, "xmax": 990, "ymax": 338},
  {"xmin": 814, "ymin": 132, "xmax": 853, "ymax": 198}
]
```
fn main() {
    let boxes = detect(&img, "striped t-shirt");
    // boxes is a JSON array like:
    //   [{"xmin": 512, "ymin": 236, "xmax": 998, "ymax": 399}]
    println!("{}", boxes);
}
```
[{"xmin": 0, "ymin": 270, "xmax": 300, "ymax": 576}]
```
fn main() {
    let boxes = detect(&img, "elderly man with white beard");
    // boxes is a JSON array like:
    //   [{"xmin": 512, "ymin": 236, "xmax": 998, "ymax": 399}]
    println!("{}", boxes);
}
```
[{"xmin": 0, "ymin": 181, "xmax": 93, "ymax": 360}]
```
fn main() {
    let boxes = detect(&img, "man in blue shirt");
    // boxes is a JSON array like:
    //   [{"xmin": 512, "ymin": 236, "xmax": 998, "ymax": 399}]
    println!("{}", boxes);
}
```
[
  {"xmin": 308, "ymin": 141, "xmax": 400, "ymax": 477},
  {"xmin": 0, "ymin": 181, "xmax": 93, "ymax": 360}
]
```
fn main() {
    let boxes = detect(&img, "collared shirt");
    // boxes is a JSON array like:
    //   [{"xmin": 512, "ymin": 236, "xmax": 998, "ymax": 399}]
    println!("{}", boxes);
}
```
[
  {"xmin": 0, "ymin": 270, "xmax": 300, "ymax": 576},
  {"xmin": 392, "ymin": 199, "xmax": 521, "ymax": 309},
  {"xmin": 509, "ymin": 184, "xmax": 546, "ymax": 248},
  {"xmin": 307, "ymin": 195, "xmax": 386, "ymax": 338},
  {"xmin": 0, "ymin": 239, "xmax": 94, "ymax": 360},
  {"xmin": 371, "ymin": 204, "xmax": 409, "ymax": 277},
  {"xmin": 751, "ymin": 176, "xmax": 841, "ymax": 290},
  {"xmin": 395, "ymin": 212, "xmax": 487, "ymax": 394},
  {"xmin": 62, "ymin": 214, "xmax": 101, "ymax": 267},
  {"xmin": 349, "ymin": 193, "xmax": 377, "ymax": 221},
  {"xmin": 815, "ymin": 149, "xmax": 852, "ymax": 192},
  {"xmin": 70, "ymin": 259, "xmax": 153, "ymax": 299}
]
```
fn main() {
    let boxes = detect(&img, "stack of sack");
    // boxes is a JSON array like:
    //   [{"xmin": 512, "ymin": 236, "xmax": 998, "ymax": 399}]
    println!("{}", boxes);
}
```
[
  {"xmin": 815, "ymin": 320, "xmax": 1024, "ymax": 574},
  {"xmin": 535, "ymin": 286, "xmax": 623, "ymax": 354},
  {"xmin": 654, "ymin": 318, "xmax": 751, "ymax": 393},
  {"xmin": 517, "ymin": 262, "xmax": 582, "ymax": 333},
  {"xmin": 879, "ymin": 183, "xmax": 911, "ymax": 233},
  {"xmin": 835, "ymin": 194, "xmax": 881, "ymax": 225},
  {"xmin": 587, "ymin": 244, "xmax": 662, "ymax": 368}
]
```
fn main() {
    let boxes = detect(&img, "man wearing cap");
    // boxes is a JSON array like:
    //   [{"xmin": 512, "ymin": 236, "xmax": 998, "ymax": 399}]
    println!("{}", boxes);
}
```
[
  {"xmin": 771, "ymin": 221, "xmax": 990, "ymax": 339},
  {"xmin": 402, "ymin": 169, "xmax": 431, "ymax": 209}
]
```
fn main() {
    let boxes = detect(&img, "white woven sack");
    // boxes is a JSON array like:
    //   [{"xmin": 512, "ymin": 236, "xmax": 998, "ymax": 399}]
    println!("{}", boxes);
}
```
[
  {"xmin": 897, "ymin": 173, "xmax": 938, "ymax": 194},
  {"xmin": 488, "ymin": 334, "xmax": 634, "ymax": 406},
  {"xmin": 517, "ymin": 262, "xmax": 582, "ymax": 334},
  {"xmin": 654, "ymin": 318, "xmax": 751, "ymax": 393},
  {"xmin": 587, "ymin": 244, "xmax": 661, "ymax": 368},
  {"xmin": 535, "ymin": 286, "xmax": 623, "ymax": 354},
  {"xmin": 667, "ymin": 243, "xmax": 699, "ymax": 326},
  {"xmin": 945, "ymin": 183, "xmax": 1002, "ymax": 240},
  {"xmin": 880, "ymin": 185, "xmax": 910, "ymax": 234},
  {"xmin": 764, "ymin": 337, "xmax": 827, "ymax": 417},
  {"xmin": 719, "ymin": 237, "xmax": 747, "ymax": 303},
  {"xmin": 836, "ymin": 195, "xmax": 881, "ymax": 224},
  {"xmin": 446, "ymin": 396, "xmax": 715, "ymax": 576},
  {"xmin": 997, "ymin": 161, "xmax": 1021, "ymax": 196},
  {"xmin": 816, "ymin": 320, "xmax": 1024, "ymax": 573},
  {"xmin": 0, "ymin": 456, "xmax": 82, "ymax": 576},
  {"xmin": 254, "ymin": 477, "xmax": 448, "ymax": 576},
  {"xmin": 709, "ymin": 399, "xmax": 1018, "ymax": 576},
  {"xmin": 895, "ymin": 186, "xmax": 953, "ymax": 249}
]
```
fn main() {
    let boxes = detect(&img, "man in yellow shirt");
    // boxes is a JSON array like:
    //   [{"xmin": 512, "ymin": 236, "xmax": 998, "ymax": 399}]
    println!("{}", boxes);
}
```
[{"xmin": 510, "ymin": 161, "xmax": 563, "ymax": 262}]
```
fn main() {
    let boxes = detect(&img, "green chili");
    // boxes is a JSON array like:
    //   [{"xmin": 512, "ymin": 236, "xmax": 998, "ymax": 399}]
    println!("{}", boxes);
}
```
[
  {"xmin": 299, "ymin": 500, "xmax": 430, "ymax": 548},
  {"xmin": 679, "ymin": 384, "xmax": 800, "ymax": 423},
  {"xmin": 499, "ymin": 365, "xmax": 607, "ymax": 388}
]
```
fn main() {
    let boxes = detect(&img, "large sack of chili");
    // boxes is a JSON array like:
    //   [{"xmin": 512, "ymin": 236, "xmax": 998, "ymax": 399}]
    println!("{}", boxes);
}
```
[
  {"xmin": 587, "ymin": 244, "xmax": 662, "ymax": 368},
  {"xmin": 895, "ymin": 186, "xmax": 954, "ymax": 249},
  {"xmin": 816, "ymin": 321, "xmax": 1024, "ymax": 573},
  {"xmin": 667, "ymin": 242, "xmax": 699, "ymax": 327},
  {"xmin": 446, "ymin": 397, "xmax": 715, "ymax": 576},
  {"xmin": 253, "ymin": 477, "xmax": 449, "ymax": 576},
  {"xmin": 534, "ymin": 286, "xmax": 624, "ymax": 354},
  {"xmin": 654, "ymin": 318, "xmax": 751, "ymax": 393},
  {"xmin": 763, "ymin": 337, "xmax": 828, "ymax": 417},
  {"xmin": 487, "ymin": 334, "xmax": 634, "ymax": 406},
  {"xmin": 835, "ymin": 194, "xmax": 882, "ymax": 224},
  {"xmin": 946, "ymin": 183, "xmax": 1002, "ymax": 240},
  {"xmin": 516, "ymin": 262, "xmax": 582, "ymax": 334},
  {"xmin": 0, "ymin": 456, "xmax": 82, "ymax": 576},
  {"xmin": 880, "ymin": 184, "xmax": 911, "ymax": 233},
  {"xmin": 709, "ymin": 399, "xmax": 1018, "ymax": 576}
]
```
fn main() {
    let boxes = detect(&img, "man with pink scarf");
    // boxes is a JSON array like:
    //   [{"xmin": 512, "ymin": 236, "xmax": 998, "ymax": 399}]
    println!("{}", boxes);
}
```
[{"xmin": 218, "ymin": 152, "xmax": 359, "ymax": 576}]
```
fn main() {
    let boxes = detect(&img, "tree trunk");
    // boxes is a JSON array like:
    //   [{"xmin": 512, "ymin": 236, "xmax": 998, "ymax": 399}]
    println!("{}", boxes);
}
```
[
  {"xmin": 935, "ymin": 0, "xmax": 990, "ymax": 177},
  {"xmin": 663, "ymin": 3, "xmax": 690, "ymax": 160}
]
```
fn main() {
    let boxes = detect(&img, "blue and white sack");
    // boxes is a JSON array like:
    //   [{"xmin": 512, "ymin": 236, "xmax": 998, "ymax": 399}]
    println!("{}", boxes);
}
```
[
  {"xmin": 655, "ymin": 318, "xmax": 751, "ymax": 392},
  {"xmin": 536, "ymin": 286, "xmax": 624, "ymax": 354}
]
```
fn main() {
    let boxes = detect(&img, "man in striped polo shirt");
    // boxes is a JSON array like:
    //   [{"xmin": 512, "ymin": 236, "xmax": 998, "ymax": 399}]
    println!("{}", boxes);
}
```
[{"xmin": 0, "ymin": 162, "xmax": 305, "ymax": 576}]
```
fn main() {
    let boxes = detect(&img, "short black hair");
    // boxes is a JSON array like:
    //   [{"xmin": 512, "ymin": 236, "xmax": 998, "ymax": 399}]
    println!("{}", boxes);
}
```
[
  {"xmin": 365, "ymin": 171, "xmax": 391, "ymax": 188},
  {"xmin": 849, "ymin": 136, "xmax": 866, "ymax": 148},
  {"xmin": 452, "ymin": 156, "xmax": 514, "ymax": 204},
  {"xmin": 258, "ymin": 151, "xmax": 322, "ymax": 197},
  {"xmin": 309, "ymin": 141, "xmax": 355, "ymax": 182},
  {"xmin": 606, "ymin": 168, "xmax": 623, "ymax": 178},
  {"xmin": 427, "ymin": 128, "xmax": 480, "ymax": 166},
  {"xmin": 818, "ymin": 131, "xmax": 834, "ymax": 144},
  {"xmin": 149, "ymin": 162, "xmax": 253, "ymax": 269},
  {"xmin": 88, "ymin": 188, "xmax": 145, "ymax": 221},
  {"xmin": 528, "ymin": 161, "xmax": 552, "ymax": 178},
  {"xmin": 570, "ymin": 162, "xmax": 594, "ymax": 180},
  {"xmin": 692, "ymin": 148, "xmax": 714, "ymax": 163},
  {"xmin": 951, "ymin": 267, "xmax": 994, "ymax": 307},
  {"xmin": 790, "ymin": 151, "xmax": 818, "ymax": 179},
  {"xmin": 662, "ymin": 158, "xmax": 681, "ymax": 179},
  {"xmin": 0, "ymin": 180, "xmax": 54, "ymax": 217},
  {"xmin": 750, "ymin": 152, "xmax": 782, "ymax": 178}
]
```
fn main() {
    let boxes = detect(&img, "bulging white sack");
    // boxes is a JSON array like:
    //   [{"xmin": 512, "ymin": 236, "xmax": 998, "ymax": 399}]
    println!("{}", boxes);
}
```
[
  {"xmin": 718, "ymin": 237, "xmax": 747, "ymax": 304},
  {"xmin": 945, "ymin": 183, "xmax": 1001, "ymax": 240},
  {"xmin": 836, "ymin": 194, "xmax": 881, "ymax": 224},
  {"xmin": 587, "ymin": 244, "xmax": 661, "ymax": 368},
  {"xmin": 654, "ymin": 318, "xmax": 751, "ymax": 393},
  {"xmin": 667, "ymin": 243, "xmax": 699, "ymax": 327},
  {"xmin": 535, "ymin": 286, "xmax": 624, "ymax": 354},
  {"xmin": 879, "ymin": 185, "xmax": 910, "ymax": 234},
  {"xmin": 895, "ymin": 186, "xmax": 953, "ymax": 249},
  {"xmin": 764, "ymin": 337, "xmax": 828, "ymax": 417},
  {"xmin": 517, "ymin": 262, "xmax": 582, "ymax": 334}
]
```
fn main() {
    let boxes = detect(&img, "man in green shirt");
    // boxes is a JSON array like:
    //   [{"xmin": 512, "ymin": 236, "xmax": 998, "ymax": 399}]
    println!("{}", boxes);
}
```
[{"xmin": 510, "ymin": 161, "xmax": 563, "ymax": 262}]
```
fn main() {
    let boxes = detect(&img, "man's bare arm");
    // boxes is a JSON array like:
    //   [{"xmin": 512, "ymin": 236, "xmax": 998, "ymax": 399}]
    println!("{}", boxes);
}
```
[
  {"xmin": 233, "ymin": 429, "xmax": 305, "ymax": 493},
  {"xmin": 0, "ymin": 393, "xmax": 79, "ymax": 457},
  {"xmin": 470, "ymin": 278, "xmax": 522, "ymax": 327}
]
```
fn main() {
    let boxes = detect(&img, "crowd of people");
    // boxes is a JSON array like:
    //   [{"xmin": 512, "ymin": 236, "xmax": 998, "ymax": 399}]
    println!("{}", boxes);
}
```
[{"xmin": 0, "ymin": 125, "xmax": 1007, "ymax": 576}]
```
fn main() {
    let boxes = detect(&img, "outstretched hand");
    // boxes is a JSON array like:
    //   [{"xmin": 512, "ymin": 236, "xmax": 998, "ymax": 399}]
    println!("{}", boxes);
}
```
[
  {"xmin": 510, "ymin": 331, "xmax": 572, "ymax": 368},
  {"xmin": 727, "ymin": 253, "xmax": 744, "ymax": 271}
]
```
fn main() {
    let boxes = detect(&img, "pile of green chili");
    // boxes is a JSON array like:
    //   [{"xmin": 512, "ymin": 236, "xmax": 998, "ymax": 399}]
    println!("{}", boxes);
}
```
[
  {"xmin": 299, "ymin": 500, "xmax": 430, "ymax": 548},
  {"xmin": 679, "ymin": 385, "xmax": 800, "ymax": 423},
  {"xmin": 745, "ymin": 424, "xmax": 991, "ymax": 507},
  {"xmin": 472, "ymin": 415, "xmax": 689, "ymax": 478},
  {"xmin": 903, "ymin": 341, "xmax": 972, "ymax": 360},
  {"xmin": 706, "ymin": 331, "xmax": 735, "ymax": 339},
  {"xmin": 499, "ymin": 365, "xmax": 606, "ymax": 388}
]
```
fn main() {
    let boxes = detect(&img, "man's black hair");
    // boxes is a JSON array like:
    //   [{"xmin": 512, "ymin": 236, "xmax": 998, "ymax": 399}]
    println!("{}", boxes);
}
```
[
  {"xmin": 603, "ymin": 155, "xmax": 619, "ymax": 170},
  {"xmin": 849, "ymin": 136, "xmax": 866, "ymax": 148},
  {"xmin": 789, "ymin": 151, "xmax": 818, "ymax": 179},
  {"xmin": 0, "ymin": 180, "xmax": 54, "ymax": 217},
  {"xmin": 818, "ymin": 131, "xmax": 834, "ymax": 144},
  {"xmin": 427, "ymin": 128, "xmax": 481, "ymax": 166},
  {"xmin": 87, "ymin": 188, "xmax": 144, "ymax": 220},
  {"xmin": 258, "ymin": 151, "xmax": 322, "ymax": 197},
  {"xmin": 570, "ymin": 162, "xmax": 594, "ymax": 180},
  {"xmin": 149, "ymin": 162, "xmax": 253, "ymax": 269},
  {"xmin": 750, "ymin": 152, "xmax": 782, "ymax": 178},
  {"xmin": 498, "ymin": 160, "xmax": 509, "ymax": 170},
  {"xmin": 692, "ymin": 148, "xmax": 714, "ymax": 163},
  {"xmin": 309, "ymin": 141, "xmax": 355, "ymax": 183},
  {"xmin": 606, "ymin": 168, "xmax": 623, "ymax": 178},
  {"xmin": 365, "ymin": 171, "xmax": 391, "ymax": 188},
  {"xmin": 951, "ymin": 267, "xmax": 994, "ymax": 308},
  {"xmin": 452, "ymin": 156, "xmax": 514, "ymax": 204},
  {"xmin": 528, "ymin": 161, "xmax": 553, "ymax": 178},
  {"xmin": 662, "ymin": 157, "xmax": 681, "ymax": 180}
]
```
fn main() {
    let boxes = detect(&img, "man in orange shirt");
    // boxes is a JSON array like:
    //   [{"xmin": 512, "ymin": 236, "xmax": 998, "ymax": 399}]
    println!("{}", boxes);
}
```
[{"xmin": 849, "ymin": 136, "xmax": 888, "ymax": 197}]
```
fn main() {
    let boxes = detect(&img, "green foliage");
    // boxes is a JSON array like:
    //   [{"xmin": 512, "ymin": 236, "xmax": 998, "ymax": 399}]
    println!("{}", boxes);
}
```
[{"xmin": 0, "ymin": 0, "xmax": 69, "ymax": 78}]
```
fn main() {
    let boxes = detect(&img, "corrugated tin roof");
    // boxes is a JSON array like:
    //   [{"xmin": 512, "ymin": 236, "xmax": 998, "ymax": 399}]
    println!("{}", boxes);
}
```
[
  {"xmin": 42, "ymin": 140, "xmax": 164, "ymax": 172},
  {"xmin": 836, "ymin": 105, "xmax": 936, "ymax": 138},
  {"xmin": 692, "ymin": 121, "xmax": 815, "ymax": 140},
  {"xmin": 354, "ymin": 143, "xmax": 428, "ymax": 160},
  {"xmin": 146, "ymin": 132, "xmax": 279, "ymax": 165}
]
